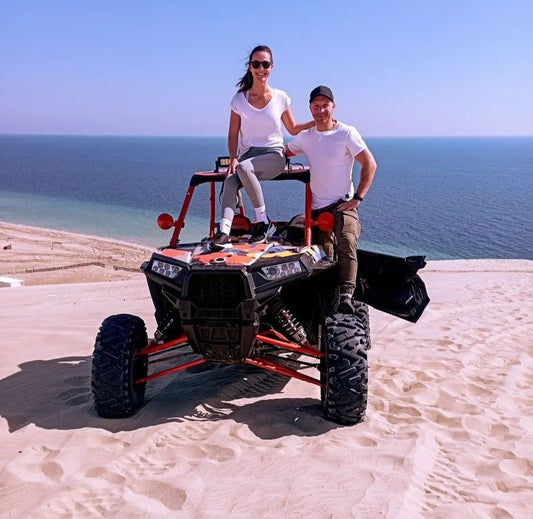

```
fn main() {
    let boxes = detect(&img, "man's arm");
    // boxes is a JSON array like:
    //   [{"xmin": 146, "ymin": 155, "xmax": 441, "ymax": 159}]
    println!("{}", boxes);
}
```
[
  {"xmin": 337, "ymin": 148, "xmax": 377, "ymax": 211},
  {"xmin": 353, "ymin": 148, "xmax": 377, "ymax": 199}
]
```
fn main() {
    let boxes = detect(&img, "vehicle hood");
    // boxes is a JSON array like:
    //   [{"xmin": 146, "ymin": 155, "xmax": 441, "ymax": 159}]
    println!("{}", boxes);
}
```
[{"xmin": 157, "ymin": 242, "xmax": 328, "ymax": 268}]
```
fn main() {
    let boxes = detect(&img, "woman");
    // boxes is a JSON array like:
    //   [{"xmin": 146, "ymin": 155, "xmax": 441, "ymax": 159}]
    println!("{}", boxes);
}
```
[{"xmin": 212, "ymin": 45, "xmax": 313, "ymax": 246}]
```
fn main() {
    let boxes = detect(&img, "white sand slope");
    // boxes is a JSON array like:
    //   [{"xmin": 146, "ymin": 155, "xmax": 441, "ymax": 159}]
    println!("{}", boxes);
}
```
[{"xmin": 1, "ymin": 224, "xmax": 532, "ymax": 518}]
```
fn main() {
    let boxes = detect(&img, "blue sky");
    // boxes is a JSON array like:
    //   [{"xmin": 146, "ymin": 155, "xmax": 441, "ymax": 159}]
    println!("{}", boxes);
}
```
[{"xmin": 1, "ymin": 0, "xmax": 532, "ymax": 137}]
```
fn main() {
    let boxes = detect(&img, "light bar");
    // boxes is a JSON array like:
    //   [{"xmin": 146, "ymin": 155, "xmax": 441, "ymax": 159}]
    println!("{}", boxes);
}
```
[
  {"xmin": 261, "ymin": 261, "xmax": 302, "ymax": 281},
  {"xmin": 151, "ymin": 260, "xmax": 182, "ymax": 279}
]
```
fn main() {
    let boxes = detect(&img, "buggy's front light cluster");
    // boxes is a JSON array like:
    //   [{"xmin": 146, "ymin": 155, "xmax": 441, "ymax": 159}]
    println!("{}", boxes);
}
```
[
  {"xmin": 151, "ymin": 260, "xmax": 182, "ymax": 279},
  {"xmin": 261, "ymin": 261, "xmax": 302, "ymax": 280}
]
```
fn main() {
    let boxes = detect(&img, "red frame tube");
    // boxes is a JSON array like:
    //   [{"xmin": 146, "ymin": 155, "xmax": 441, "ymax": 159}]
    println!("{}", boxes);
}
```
[
  {"xmin": 133, "ymin": 331, "xmax": 323, "ymax": 387},
  {"xmin": 138, "ymin": 334, "xmax": 189, "ymax": 355},
  {"xmin": 256, "ymin": 332, "xmax": 323, "ymax": 358},
  {"xmin": 245, "ymin": 357, "xmax": 321, "ymax": 386},
  {"xmin": 170, "ymin": 185, "xmax": 196, "ymax": 247},
  {"xmin": 136, "ymin": 358, "xmax": 206, "ymax": 383},
  {"xmin": 169, "ymin": 168, "xmax": 311, "ymax": 246},
  {"xmin": 209, "ymin": 182, "xmax": 217, "ymax": 237},
  {"xmin": 304, "ymin": 183, "xmax": 312, "ymax": 246}
]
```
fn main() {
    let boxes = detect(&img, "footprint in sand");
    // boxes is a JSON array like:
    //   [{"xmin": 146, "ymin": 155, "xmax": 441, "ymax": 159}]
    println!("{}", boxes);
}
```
[
  {"xmin": 34, "ymin": 487, "xmax": 124, "ymax": 518},
  {"xmin": 86, "ymin": 466, "xmax": 126, "ymax": 484},
  {"xmin": 118, "ymin": 447, "xmax": 178, "ymax": 477},
  {"xmin": 411, "ymin": 385, "xmax": 440, "ymax": 406},
  {"xmin": 181, "ymin": 443, "xmax": 236, "ymax": 463},
  {"xmin": 498, "ymin": 457, "xmax": 531, "ymax": 477},
  {"xmin": 351, "ymin": 435, "xmax": 378, "ymax": 447},
  {"xmin": 85, "ymin": 434, "xmax": 131, "ymax": 450},
  {"xmin": 41, "ymin": 460, "xmax": 63, "ymax": 481},
  {"xmin": 128, "ymin": 480, "xmax": 187, "ymax": 512},
  {"xmin": 152, "ymin": 422, "xmax": 213, "ymax": 447},
  {"xmin": 462, "ymin": 414, "xmax": 493, "ymax": 437}
]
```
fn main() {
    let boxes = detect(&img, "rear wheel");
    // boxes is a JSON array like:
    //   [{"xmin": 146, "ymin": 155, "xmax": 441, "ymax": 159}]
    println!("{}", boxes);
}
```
[
  {"xmin": 92, "ymin": 314, "xmax": 149, "ymax": 418},
  {"xmin": 321, "ymin": 313, "xmax": 368, "ymax": 425}
]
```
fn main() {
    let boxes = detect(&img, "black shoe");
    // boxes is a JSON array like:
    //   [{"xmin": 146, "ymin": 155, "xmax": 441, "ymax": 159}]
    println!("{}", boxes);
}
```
[
  {"xmin": 250, "ymin": 220, "xmax": 275, "ymax": 244},
  {"xmin": 337, "ymin": 294, "xmax": 355, "ymax": 314},
  {"xmin": 211, "ymin": 231, "xmax": 231, "ymax": 248}
]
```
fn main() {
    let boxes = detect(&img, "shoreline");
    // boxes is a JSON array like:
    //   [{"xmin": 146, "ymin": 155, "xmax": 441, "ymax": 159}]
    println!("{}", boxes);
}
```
[
  {"xmin": 0, "ymin": 221, "xmax": 153, "ymax": 286},
  {"xmin": 0, "ymin": 220, "xmax": 156, "ymax": 252},
  {"xmin": 2, "ymin": 220, "xmax": 532, "ymax": 288}
]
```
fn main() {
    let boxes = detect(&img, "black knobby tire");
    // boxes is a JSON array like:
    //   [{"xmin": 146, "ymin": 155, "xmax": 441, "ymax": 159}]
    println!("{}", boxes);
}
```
[
  {"xmin": 352, "ymin": 300, "xmax": 371, "ymax": 350},
  {"xmin": 92, "ymin": 314, "xmax": 149, "ymax": 418},
  {"xmin": 321, "ymin": 313, "xmax": 368, "ymax": 425}
]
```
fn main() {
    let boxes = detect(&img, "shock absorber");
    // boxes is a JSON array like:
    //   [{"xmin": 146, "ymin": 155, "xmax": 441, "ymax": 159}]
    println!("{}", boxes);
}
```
[
  {"xmin": 270, "ymin": 297, "xmax": 310, "ymax": 347},
  {"xmin": 154, "ymin": 310, "xmax": 182, "ymax": 342}
]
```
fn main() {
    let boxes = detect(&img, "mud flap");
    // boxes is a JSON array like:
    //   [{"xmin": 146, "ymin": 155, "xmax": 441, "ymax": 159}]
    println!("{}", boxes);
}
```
[{"xmin": 355, "ymin": 249, "xmax": 430, "ymax": 323}]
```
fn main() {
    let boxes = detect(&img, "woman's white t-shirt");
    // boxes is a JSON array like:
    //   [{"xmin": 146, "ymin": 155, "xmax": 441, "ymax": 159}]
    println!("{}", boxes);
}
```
[
  {"xmin": 287, "ymin": 122, "xmax": 367, "ymax": 209},
  {"xmin": 230, "ymin": 88, "xmax": 290, "ymax": 155}
]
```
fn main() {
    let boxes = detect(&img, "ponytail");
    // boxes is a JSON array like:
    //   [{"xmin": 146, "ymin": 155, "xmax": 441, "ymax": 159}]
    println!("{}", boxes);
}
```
[{"xmin": 237, "ymin": 70, "xmax": 254, "ymax": 92}]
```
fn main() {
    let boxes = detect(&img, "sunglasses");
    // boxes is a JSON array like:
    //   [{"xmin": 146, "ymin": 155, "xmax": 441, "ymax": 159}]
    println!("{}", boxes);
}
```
[{"xmin": 250, "ymin": 60, "xmax": 272, "ymax": 69}]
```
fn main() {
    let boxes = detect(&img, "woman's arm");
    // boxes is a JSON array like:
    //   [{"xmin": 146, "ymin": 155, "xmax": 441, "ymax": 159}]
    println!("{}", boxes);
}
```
[
  {"xmin": 227, "ymin": 110, "xmax": 241, "ymax": 175},
  {"xmin": 281, "ymin": 106, "xmax": 314, "ymax": 136}
]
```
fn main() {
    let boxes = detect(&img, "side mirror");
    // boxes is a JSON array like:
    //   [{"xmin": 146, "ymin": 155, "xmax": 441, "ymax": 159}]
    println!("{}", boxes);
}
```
[
  {"xmin": 314, "ymin": 212, "xmax": 335, "ymax": 231},
  {"xmin": 157, "ymin": 213, "xmax": 175, "ymax": 230}
]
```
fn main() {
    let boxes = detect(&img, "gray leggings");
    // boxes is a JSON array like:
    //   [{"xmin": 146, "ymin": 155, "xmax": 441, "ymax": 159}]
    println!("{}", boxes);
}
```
[{"xmin": 220, "ymin": 147, "xmax": 285, "ymax": 222}]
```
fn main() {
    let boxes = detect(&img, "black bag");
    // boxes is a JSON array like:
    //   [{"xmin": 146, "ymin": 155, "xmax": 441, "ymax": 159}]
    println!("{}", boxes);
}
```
[{"xmin": 355, "ymin": 249, "xmax": 430, "ymax": 323}]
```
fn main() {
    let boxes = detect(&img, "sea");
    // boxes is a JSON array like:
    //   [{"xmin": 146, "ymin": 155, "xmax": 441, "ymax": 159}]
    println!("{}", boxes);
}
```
[{"xmin": 1, "ymin": 134, "xmax": 532, "ymax": 260}]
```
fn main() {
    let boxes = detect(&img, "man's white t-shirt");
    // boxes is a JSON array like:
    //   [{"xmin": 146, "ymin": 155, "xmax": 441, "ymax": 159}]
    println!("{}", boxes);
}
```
[
  {"xmin": 287, "ymin": 122, "xmax": 367, "ymax": 209},
  {"xmin": 230, "ymin": 88, "xmax": 290, "ymax": 155}
]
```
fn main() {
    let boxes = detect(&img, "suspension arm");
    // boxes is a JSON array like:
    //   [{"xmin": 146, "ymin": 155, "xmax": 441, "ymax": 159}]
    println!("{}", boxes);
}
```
[{"xmin": 245, "ymin": 356, "xmax": 321, "ymax": 386}]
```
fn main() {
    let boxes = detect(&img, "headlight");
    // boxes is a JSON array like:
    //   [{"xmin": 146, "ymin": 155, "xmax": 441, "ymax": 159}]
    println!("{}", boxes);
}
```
[
  {"xmin": 261, "ymin": 261, "xmax": 302, "ymax": 280},
  {"xmin": 151, "ymin": 260, "xmax": 182, "ymax": 279}
]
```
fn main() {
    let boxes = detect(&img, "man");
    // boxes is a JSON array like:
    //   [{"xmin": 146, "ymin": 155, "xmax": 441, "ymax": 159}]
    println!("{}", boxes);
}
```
[{"xmin": 285, "ymin": 85, "xmax": 377, "ymax": 314}]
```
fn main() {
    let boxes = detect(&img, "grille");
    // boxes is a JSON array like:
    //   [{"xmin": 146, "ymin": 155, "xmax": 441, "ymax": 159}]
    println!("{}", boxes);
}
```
[{"xmin": 187, "ymin": 274, "xmax": 247, "ymax": 309}]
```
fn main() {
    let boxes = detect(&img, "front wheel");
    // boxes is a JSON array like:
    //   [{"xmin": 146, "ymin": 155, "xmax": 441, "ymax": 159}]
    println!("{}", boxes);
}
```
[
  {"xmin": 92, "ymin": 314, "xmax": 149, "ymax": 418},
  {"xmin": 321, "ymin": 313, "xmax": 368, "ymax": 425},
  {"xmin": 352, "ymin": 300, "xmax": 371, "ymax": 350}
]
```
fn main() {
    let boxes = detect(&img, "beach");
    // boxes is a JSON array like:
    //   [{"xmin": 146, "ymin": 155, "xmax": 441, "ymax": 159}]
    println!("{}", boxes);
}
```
[{"xmin": 1, "ymin": 222, "xmax": 532, "ymax": 518}]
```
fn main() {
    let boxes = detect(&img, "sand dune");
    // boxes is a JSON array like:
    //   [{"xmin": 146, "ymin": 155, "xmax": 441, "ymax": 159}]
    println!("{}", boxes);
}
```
[{"xmin": 1, "ymin": 223, "xmax": 532, "ymax": 518}]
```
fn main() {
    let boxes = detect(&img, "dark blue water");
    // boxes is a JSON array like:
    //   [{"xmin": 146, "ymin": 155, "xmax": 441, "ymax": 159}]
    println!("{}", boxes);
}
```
[{"xmin": 1, "ymin": 135, "xmax": 532, "ymax": 260}]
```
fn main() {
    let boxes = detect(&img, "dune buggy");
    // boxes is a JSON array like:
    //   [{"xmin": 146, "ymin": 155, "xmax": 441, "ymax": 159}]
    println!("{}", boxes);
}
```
[{"xmin": 92, "ymin": 158, "xmax": 429, "ymax": 425}]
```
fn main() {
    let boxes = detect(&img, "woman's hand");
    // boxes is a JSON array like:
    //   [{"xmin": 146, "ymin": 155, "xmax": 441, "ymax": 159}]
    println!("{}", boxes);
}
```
[
  {"xmin": 227, "ymin": 157, "xmax": 239, "ymax": 177},
  {"xmin": 281, "ymin": 107, "xmax": 315, "ymax": 135}
]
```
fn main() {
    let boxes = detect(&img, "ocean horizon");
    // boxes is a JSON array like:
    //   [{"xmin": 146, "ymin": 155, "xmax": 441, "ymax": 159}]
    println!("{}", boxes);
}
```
[{"xmin": 1, "ymin": 134, "xmax": 532, "ymax": 260}]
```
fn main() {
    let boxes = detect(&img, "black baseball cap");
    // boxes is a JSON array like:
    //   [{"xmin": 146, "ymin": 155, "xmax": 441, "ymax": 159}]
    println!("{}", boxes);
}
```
[{"xmin": 309, "ymin": 85, "xmax": 334, "ymax": 103}]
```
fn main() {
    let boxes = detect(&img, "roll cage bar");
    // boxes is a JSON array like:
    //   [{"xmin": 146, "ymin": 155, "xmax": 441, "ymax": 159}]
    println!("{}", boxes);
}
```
[{"xmin": 168, "ymin": 157, "xmax": 312, "ymax": 247}]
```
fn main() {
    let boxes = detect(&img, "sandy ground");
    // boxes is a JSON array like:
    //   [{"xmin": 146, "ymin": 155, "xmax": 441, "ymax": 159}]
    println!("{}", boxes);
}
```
[{"xmin": 1, "ymin": 222, "xmax": 532, "ymax": 518}]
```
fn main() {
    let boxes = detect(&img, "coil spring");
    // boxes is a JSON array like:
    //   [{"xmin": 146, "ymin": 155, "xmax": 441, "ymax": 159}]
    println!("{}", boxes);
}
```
[
  {"xmin": 154, "ymin": 311, "xmax": 180, "ymax": 342},
  {"xmin": 270, "ymin": 297, "xmax": 310, "ymax": 347}
]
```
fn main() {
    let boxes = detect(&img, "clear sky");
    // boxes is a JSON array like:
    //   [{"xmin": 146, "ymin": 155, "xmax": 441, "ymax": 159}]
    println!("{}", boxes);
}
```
[{"xmin": 1, "ymin": 0, "xmax": 532, "ymax": 137}]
